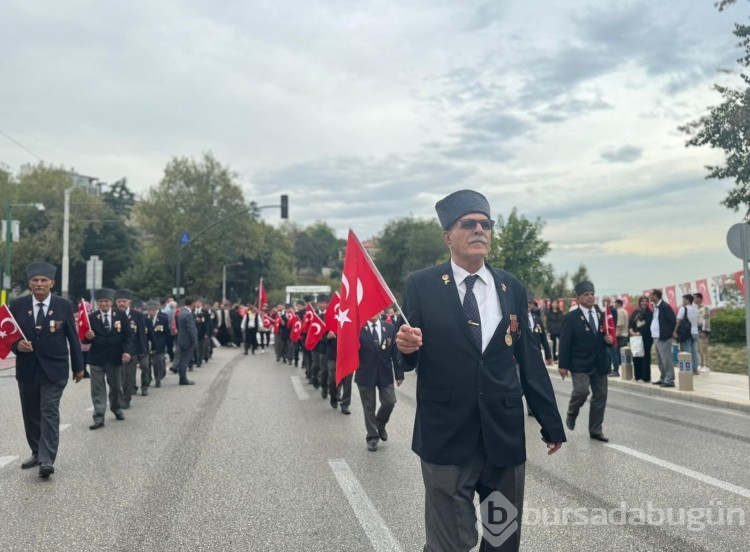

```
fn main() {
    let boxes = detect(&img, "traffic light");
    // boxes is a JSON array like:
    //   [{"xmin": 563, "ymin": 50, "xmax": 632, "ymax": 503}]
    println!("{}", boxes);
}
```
[{"xmin": 280, "ymin": 194, "xmax": 289, "ymax": 219}]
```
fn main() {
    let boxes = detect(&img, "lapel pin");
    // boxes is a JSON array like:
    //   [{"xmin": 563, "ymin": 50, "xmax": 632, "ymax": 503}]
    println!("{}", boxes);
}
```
[
  {"xmin": 442, "ymin": 274, "xmax": 450, "ymax": 285},
  {"xmin": 501, "ymin": 283, "xmax": 507, "ymax": 292}
]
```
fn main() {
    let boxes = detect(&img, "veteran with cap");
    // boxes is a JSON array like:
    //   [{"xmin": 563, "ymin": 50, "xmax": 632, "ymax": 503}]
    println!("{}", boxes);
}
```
[
  {"xmin": 145, "ymin": 301, "xmax": 169, "ymax": 388},
  {"xmin": 9, "ymin": 261, "xmax": 84, "ymax": 477},
  {"xmin": 396, "ymin": 190, "xmax": 565, "ymax": 552},
  {"xmin": 84, "ymin": 288, "xmax": 135, "ymax": 429},
  {"xmin": 557, "ymin": 280, "xmax": 613, "ymax": 443},
  {"xmin": 115, "ymin": 290, "xmax": 148, "ymax": 406}
]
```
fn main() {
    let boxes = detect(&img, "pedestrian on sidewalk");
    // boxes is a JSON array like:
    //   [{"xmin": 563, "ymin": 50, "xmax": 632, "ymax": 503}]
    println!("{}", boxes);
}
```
[
  {"xmin": 10, "ymin": 262, "xmax": 84, "ymax": 478},
  {"xmin": 694, "ymin": 292, "xmax": 711, "ymax": 372},
  {"xmin": 650, "ymin": 289, "xmax": 677, "ymax": 388},
  {"xmin": 629, "ymin": 296, "xmax": 653, "ymax": 382}
]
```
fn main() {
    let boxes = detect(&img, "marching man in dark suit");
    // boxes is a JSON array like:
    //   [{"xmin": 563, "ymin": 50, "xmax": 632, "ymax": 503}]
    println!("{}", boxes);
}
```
[
  {"xmin": 176, "ymin": 297, "xmax": 198, "ymax": 385},
  {"xmin": 396, "ymin": 190, "xmax": 565, "ymax": 552},
  {"xmin": 355, "ymin": 314, "xmax": 404, "ymax": 452},
  {"xmin": 115, "ymin": 289, "xmax": 147, "ymax": 406},
  {"xmin": 558, "ymin": 281, "xmax": 614, "ymax": 443},
  {"xmin": 84, "ymin": 288, "xmax": 134, "ymax": 429},
  {"xmin": 145, "ymin": 301, "xmax": 169, "ymax": 388},
  {"xmin": 10, "ymin": 261, "xmax": 84, "ymax": 477}
]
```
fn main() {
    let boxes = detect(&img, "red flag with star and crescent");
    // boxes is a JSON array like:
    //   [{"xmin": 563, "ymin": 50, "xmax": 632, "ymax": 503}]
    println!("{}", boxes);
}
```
[
  {"xmin": 336, "ymin": 230, "xmax": 396, "ymax": 385},
  {"xmin": 0, "ymin": 304, "xmax": 25, "ymax": 359},
  {"xmin": 301, "ymin": 304, "xmax": 315, "ymax": 333},
  {"xmin": 324, "ymin": 292, "xmax": 340, "ymax": 333},
  {"xmin": 77, "ymin": 300, "xmax": 92, "ymax": 341},
  {"xmin": 603, "ymin": 301, "xmax": 617, "ymax": 344},
  {"xmin": 304, "ymin": 311, "xmax": 326, "ymax": 351},
  {"xmin": 290, "ymin": 316, "xmax": 303, "ymax": 342}
]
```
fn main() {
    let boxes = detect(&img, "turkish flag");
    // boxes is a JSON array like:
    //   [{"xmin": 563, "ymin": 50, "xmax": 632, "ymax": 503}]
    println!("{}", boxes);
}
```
[
  {"xmin": 695, "ymin": 279, "xmax": 712, "ymax": 306},
  {"xmin": 290, "ymin": 316, "xmax": 303, "ymax": 342},
  {"xmin": 735, "ymin": 271, "xmax": 745, "ymax": 298},
  {"xmin": 287, "ymin": 311, "xmax": 298, "ymax": 328},
  {"xmin": 273, "ymin": 315, "xmax": 281, "ymax": 333},
  {"xmin": 603, "ymin": 304, "xmax": 617, "ymax": 343},
  {"xmin": 0, "ymin": 304, "xmax": 25, "ymax": 359},
  {"xmin": 336, "ymin": 230, "xmax": 396, "ymax": 384},
  {"xmin": 258, "ymin": 277, "xmax": 268, "ymax": 309},
  {"xmin": 262, "ymin": 314, "xmax": 272, "ymax": 330},
  {"xmin": 304, "ymin": 311, "xmax": 326, "ymax": 350},
  {"xmin": 570, "ymin": 299, "xmax": 578, "ymax": 310},
  {"xmin": 77, "ymin": 301, "xmax": 92, "ymax": 341},
  {"xmin": 665, "ymin": 286, "xmax": 678, "ymax": 310},
  {"xmin": 301, "ymin": 304, "xmax": 315, "ymax": 333},
  {"xmin": 324, "ymin": 292, "xmax": 340, "ymax": 333}
]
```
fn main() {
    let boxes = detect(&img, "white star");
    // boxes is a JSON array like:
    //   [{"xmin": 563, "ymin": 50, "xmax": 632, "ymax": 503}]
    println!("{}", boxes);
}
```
[
  {"xmin": 0, "ymin": 331, "xmax": 6, "ymax": 338},
  {"xmin": 335, "ymin": 308, "xmax": 351, "ymax": 327}
]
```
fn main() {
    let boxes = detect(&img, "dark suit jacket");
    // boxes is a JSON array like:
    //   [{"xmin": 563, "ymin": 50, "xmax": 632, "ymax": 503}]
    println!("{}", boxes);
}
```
[
  {"xmin": 146, "ymin": 312, "xmax": 170, "ymax": 354},
  {"xmin": 354, "ymin": 321, "xmax": 404, "ymax": 387},
  {"xmin": 529, "ymin": 310, "xmax": 552, "ymax": 361},
  {"xmin": 10, "ymin": 294, "xmax": 84, "ymax": 383},
  {"xmin": 85, "ymin": 309, "xmax": 135, "ymax": 366},
  {"xmin": 400, "ymin": 261, "xmax": 566, "ymax": 468},
  {"xmin": 557, "ymin": 307, "xmax": 610, "ymax": 376},
  {"xmin": 653, "ymin": 301, "xmax": 676, "ymax": 341},
  {"xmin": 194, "ymin": 308, "xmax": 209, "ymax": 339},
  {"xmin": 176, "ymin": 308, "xmax": 198, "ymax": 348},
  {"xmin": 124, "ymin": 309, "xmax": 148, "ymax": 355}
]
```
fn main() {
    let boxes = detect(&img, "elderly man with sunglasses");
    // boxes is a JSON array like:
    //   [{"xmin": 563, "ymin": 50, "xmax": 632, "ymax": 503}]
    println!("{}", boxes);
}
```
[{"xmin": 397, "ymin": 189, "xmax": 566, "ymax": 552}]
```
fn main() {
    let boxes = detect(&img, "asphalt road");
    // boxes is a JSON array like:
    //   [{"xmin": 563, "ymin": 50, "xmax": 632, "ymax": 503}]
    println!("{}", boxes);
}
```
[{"xmin": 1, "ymin": 346, "xmax": 748, "ymax": 551}]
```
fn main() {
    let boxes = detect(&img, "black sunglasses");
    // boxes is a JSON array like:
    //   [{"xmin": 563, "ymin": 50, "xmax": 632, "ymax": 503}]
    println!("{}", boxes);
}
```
[{"xmin": 456, "ymin": 218, "xmax": 494, "ymax": 231}]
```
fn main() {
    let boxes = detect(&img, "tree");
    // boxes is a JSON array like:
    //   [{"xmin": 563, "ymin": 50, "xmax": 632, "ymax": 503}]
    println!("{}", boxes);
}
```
[
  {"xmin": 570, "ymin": 264, "xmax": 591, "ymax": 289},
  {"xmin": 135, "ymin": 152, "xmax": 264, "ymax": 296},
  {"xmin": 102, "ymin": 178, "xmax": 135, "ymax": 218},
  {"xmin": 375, "ymin": 217, "xmax": 447, "ymax": 300},
  {"xmin": 680, "ymin": 0, "xmax": 750, "ymax": 217},
  {"xmin": 487, "ymin": 208, "xmax": 555, "ymax": 292},
  {"xmin": 293, "ymin": 221, "xmax": 343, "ymax": 276}
]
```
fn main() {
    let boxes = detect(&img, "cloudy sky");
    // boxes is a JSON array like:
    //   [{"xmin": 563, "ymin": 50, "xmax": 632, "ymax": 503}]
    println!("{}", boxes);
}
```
[{"xmin": 2, "ymin": 0, "xmax": 749, "ymax": 295}]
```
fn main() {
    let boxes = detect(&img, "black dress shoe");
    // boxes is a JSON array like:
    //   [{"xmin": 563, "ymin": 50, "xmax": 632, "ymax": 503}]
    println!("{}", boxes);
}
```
[
  {"xmin": 330, "ymin": 398, "xmax": 338, "ymax": 409},
  {"xmin": 377, "ymin": 426, "xmax": 388, "ymax": 441},
  {"xmin": 340, "ymin": 405, "xmax": 351, "ymax": 415},
  {"xmin": 321, "ymin": 388, "xmax": 328, "ymax": 399},
  {"xmin": 89, "ymin": 421, "xmax": 105, "ymax": 430},
  {"xmin": 566, "ymin": 416, "xmax": 575, "ymax": 431},
  {"xmin": 179, "ymin": 379, "xmax": 195, "ymax": 385},
  {"xmin": 590, "ymin": 433, "xmax": 609, "ymax": 442},
  {"xmin": 660, "ymin": 382, "xmax": 675, "ymax": 388},
  {"xmin": 367, "ymin": 439, "xmax": 378, "ymax": 452},
  {"xmin": 39, "ymin": 464, "xmax": 55, "ymax": 478},
  {"xmin": 114, "ymin": 411, "xmax": 125, "ymax": 421},
  {"xmin": 21, "ymin": 455, "xmax": 39, "ymax": 469},
  {"xmin": 652, "ymin": 380, "xmax": 664, "ymax": 385},
  {"xmin": 141, "ymin": 387, "xmax": 149, "ymax": 396},
  {"xmin": 155, "ymin": 380, "xmax": 161, "ymax": 388}
]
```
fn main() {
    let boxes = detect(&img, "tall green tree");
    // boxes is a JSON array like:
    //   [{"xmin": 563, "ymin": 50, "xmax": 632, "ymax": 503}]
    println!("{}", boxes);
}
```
[
  {"xmin": 487, "ymin": 208, "xmax": 555, "ymax": 292},
  {"xmin": 103, "ymin": 178, "xmax": 135, "ymax": 217},
  {"xmin": 570, "ymin": 264, "xmax": 591, "ymax": 289},
  {"xmin": 681, "ymin": 0, "xmax": 750, "ymax": 217},
  {"xmin": 135, "ymin": 152, "xmax": 264, "ymax": 296},
  {"xmin": 294, "ymin": 221, "xmax": 343, "ymax": 276},
  {"xmin": 375, "ymin": 217, "xmax": 447, "ymax": 300}
]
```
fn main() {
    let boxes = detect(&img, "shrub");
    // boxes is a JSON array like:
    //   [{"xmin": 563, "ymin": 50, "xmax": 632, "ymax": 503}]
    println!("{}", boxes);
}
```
[{"xmin": 711, "ymin": 308, "xmax": 746, "ymax": 345}]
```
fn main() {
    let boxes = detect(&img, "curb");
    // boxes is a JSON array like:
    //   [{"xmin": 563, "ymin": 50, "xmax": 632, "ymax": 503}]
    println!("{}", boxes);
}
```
[{"xmin": 545, "ymin": 366, "xmax": 750, "ymax": 415}]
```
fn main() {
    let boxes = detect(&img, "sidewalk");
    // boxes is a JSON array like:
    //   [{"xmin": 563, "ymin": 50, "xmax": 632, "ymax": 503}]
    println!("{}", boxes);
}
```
[
  {"xmin": 547, "ymin": 363, "xmax": 750, "ymax": 414},
  {"xmin": 0, "ymin": 355, "xmax": 15, "ymax": 371}
]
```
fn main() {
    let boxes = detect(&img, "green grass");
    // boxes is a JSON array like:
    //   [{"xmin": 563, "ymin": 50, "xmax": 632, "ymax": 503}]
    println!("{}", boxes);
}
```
[{"xmin": 709, "ymin": 343, "xmax": 749, "ymax": 375}]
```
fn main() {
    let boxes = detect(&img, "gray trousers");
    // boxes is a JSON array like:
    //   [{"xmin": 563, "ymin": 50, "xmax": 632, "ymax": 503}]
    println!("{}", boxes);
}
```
[
  {"xmin": 137, "ymin": 353, "xmax": 150, "ymax": 388},
  {"xmin": 151, "ymin": 352, "xmax": 166, "ymax": 383},
  {"xmin": 567, "ymin": 372, "xmax": 608, "ymax": 436},
  {"xmin": 18, "ymin": 367, "xmax": 67, "ymax": 466},
  {"xmin": 90, "ymin": 363, "xmax": 123, "ymax": 421},
  {"xmin": 311, "ymin": 350, "xmax": 323, "ymax": 384},
  {"xmin": 654, "ymin": 339, "xmax": 675, "ymax": 384},
  {"xmin": 122, "ymin": 357, "xmax": 137, "ymax": 404},
  {"xmin": 421, "ymin": 446, "xmax": 525, "ymax": 552},
  {"xmin": 178, "ymin": 345, "xmax": 194, "ymax": 381},
  {"xmin": 357, "ymin": 384, "xmax": 396, "ymax": 441},
  {"xmin": 328, "ymin": 361, "xmax": 352, "ymax": 406}
]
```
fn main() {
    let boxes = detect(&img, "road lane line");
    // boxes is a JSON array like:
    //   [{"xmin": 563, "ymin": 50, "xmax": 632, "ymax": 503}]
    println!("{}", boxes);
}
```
[
  {"xmin": 291, "ymin": 376, "xmax": 309, "ymax": 400},
  {"xmin": 329, "ymin": 459, "xmax": 403, "ymax": 552},
  {"xmin": 608, "ymin": 444, "xmax": 750, "ymax": 499},
  {"xmin": 0, "ymin": 456, "xmax": 19, "ymax": 469},
  {"xmin": 60, "ymin": 424, "xmax": 71, "ymax": 432}
]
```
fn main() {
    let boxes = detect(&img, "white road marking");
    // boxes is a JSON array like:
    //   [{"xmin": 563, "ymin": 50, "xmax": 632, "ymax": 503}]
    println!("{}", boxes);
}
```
[
  {"xmin": 329, "ymin": 459, "xmax": 403, "ymax": 552},
  {"xmin": 291, "ymin": 376, "xmax": 309, "ymax": 400},
  {"xmin": 60, "ymin": 424, "xmax": 71, "ymax": 432},
  {"xmin": 0, "ymin": 456, "xmax": 19, "ymax": 469},
  {"xmin": 608, "ymin": 444, "xmax": 750, "ymax": 499},
  {"xmin": 85, "ymin": 406, "xmax": 94, "ymax": 412}
]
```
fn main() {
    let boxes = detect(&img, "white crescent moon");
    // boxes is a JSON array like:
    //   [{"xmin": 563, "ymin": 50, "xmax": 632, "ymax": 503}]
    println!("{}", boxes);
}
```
[
  {"xmin": 342, "ymin": 275, "xmax": 350, "ymax": 299},
  {"xmin": 0, "ymin": 317, "xmax": 19, "ymax": 334},
  {"xmin": 311, "ymin": 322, "xmax": 322, "ymax": 336},
  {"xmin": 356, "ymin": 278, "xmax": 363, "ymax": 305}
]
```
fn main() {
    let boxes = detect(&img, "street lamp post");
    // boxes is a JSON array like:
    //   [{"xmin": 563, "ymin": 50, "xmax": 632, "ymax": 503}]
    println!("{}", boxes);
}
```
[
  {"xmin": 222, "ymin": 262, "xmax": 243, "ymax": 303},
  {"xmin": 2, "ymin": 202, "xmax": 45, "ymax": 305}
]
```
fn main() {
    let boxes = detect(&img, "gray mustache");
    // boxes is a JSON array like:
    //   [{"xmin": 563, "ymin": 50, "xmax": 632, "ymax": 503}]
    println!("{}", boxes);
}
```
[{"xmin": 468, "ymin": 237, "xmax": 488, "ymax": 244}]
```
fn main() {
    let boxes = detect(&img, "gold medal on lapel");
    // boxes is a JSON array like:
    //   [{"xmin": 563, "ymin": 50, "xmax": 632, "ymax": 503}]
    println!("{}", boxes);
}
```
[
  {"xmin": 442, "ymin": 274, "xmax": 450, "ymax": 285},
  {"xmin": 505, "ymin": 329, "xmax": 513, "ymax": 346},
  {"xmin": 49, "ymin": 320, "xmax": 56, "ymax": 333}
]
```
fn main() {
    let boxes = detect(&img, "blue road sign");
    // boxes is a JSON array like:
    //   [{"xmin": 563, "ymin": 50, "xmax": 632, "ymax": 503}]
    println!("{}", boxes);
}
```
[{"xmin": 180, "ymin": 232, "xmax": 190, "ymax": 245}]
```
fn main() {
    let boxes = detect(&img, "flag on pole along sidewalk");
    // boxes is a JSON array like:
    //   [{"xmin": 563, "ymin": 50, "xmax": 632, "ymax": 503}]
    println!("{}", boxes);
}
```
[
  {"xmin": 735, "ymin": 270, "xmax": 745, "ymax": 298},
  {"xmin": 665, "ymin": 285, "xmax": 678, "ymax": 310},
  {"xmin": 77, "ymin": 301, "xmax": 92, "ymax": 341},
  {"xmin": 304, "ymin": 311, "xmax": 326, "ymax": 351},
  {"xmin": 258, "ymin": 277, "xmax": 268, "ymax": 309},
  {"xmin": 324, "ymin": 292, "xmax": 340, "ymax": 333},
  {"xmin": 336, "ymin": 230, "xmax": 396, "ymax": 385},
  {"xmin": 0, "ymin": 304, "xmax": 25, "ymax": 359},
  {"xmin": 695, "ymin": 279, "xmax": 712, "ymax": 306}
]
